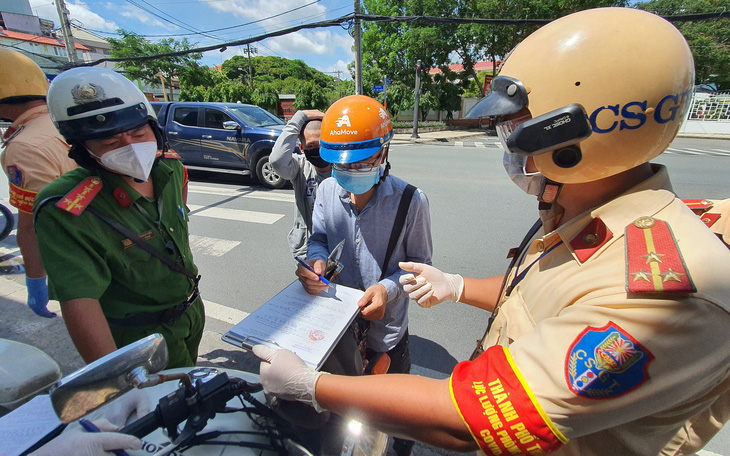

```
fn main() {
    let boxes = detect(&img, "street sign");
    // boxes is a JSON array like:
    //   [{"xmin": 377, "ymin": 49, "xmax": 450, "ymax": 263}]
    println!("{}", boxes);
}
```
[
  {"xmin": 373, "ymin": 85, "xmax": 384, "ymax": 93},
  {"xmin": 385, "ymin": 77, "xmax": 391, "ymax": 85}
]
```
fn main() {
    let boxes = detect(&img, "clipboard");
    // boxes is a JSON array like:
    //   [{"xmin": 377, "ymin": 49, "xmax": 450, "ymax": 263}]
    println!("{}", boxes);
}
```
[{"xmin": 222, "ymin": 280, "xmax": 363, "ymax": 370}]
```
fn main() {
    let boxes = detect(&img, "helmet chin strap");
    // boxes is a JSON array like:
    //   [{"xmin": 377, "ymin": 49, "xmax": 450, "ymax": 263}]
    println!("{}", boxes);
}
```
[{"xmin": 537, "ymin": 179, "xmax": 562, "ymax": 211}]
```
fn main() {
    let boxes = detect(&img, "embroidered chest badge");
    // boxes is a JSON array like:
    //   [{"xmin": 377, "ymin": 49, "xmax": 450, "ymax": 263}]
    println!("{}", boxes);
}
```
[{"xmin": 566, "ymin": 322, "xmax": 654, "ymax": 399}]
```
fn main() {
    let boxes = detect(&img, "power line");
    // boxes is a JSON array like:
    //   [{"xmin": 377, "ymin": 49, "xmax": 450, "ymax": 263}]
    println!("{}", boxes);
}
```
[
  {"xmin": 71, "ymin": 0, "xmax": 335, "ymax": 40},
  {"xmin": 67, "ymin": 10, "xmax": 729, "ymax": 69},
  {"xmin": 122, "ymin": 0, "xmax": 220, "ymax": 40}
]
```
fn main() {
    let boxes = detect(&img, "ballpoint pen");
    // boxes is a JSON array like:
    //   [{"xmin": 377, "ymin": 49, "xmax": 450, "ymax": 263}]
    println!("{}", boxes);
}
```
[
  {"xmin": 295, "ymin": 257, "xmax": 332, "ymax": 287},
  {"xmin": 79, "ymin": 419, "xmax": 130, "ymax": 456}
]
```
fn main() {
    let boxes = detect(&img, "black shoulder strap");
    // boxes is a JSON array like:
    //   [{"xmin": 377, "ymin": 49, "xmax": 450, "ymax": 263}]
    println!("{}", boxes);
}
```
[
  {"xmin": 380, "ymin": 184, "xmax": 417, "ymax": 281},
  {"xmin": 85, "ymin": 206, "xmax": 199, "ymax": 283},
  {"xmin": 470, "ymin": 218, "xmax": 542, "ymax": 360}
]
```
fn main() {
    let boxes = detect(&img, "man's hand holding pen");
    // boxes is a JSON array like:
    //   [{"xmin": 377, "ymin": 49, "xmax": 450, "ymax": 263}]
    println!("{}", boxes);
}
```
[{"xmin": 296, "ymin": 258, "xmax": 331, "ymax": 294}]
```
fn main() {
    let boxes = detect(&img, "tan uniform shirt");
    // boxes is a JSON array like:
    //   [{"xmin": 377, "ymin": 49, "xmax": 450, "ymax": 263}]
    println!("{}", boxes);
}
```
[
  {"xmin": 1, "ymin": 105, "xmax": 76, "ymax": 213},
  {"xmin": 481, "ymin": 165, "xmax": 730, "ymax": 455}
]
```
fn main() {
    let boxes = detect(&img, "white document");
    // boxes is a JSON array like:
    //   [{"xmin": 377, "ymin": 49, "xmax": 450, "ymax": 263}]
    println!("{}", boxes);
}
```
[
  {"xmin": 223, "ymin": 280, "xmax": 363, "ymax": 369},
  {"xmin": 0, "ymin": 394, "xmax": 62, "ymax": 456}
]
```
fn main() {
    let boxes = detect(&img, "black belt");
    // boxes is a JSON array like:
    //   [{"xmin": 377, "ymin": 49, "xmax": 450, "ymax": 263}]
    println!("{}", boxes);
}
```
[{"xmin": 107, "ymin": 287, "xmax": 200, "ymax": 327}]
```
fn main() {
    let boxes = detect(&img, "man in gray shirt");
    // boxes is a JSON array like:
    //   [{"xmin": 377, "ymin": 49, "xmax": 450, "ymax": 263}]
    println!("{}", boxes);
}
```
[{"xmin": 270, "ymin": 110, "xmax": 331, "ymax": 258}]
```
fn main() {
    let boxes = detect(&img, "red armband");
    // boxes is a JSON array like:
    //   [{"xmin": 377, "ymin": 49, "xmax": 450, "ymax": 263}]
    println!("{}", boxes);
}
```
[
  {"xmin": 450, "ymin": 346, "xmax": 567, "ymax": 455},
  {"xmin": 9, "ymin": 183, "xmax": 37, "ymax": 214}
]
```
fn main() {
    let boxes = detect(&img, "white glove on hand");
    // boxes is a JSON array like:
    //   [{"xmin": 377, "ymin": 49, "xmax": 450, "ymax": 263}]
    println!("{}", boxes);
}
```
[
  {"xmin": 399, "ymin": 262, "xmax": 464, "ymax": 308},
  {"xmin": 30, "ymin": 419, "xmax": 142, "ymax": 456},
  {"xmin": 86, "ymin": 387, "xmax": 151, "ymax": 427},
  {"xmin": 253, "ymin": 345, "xmax": 325, "ymax": 412}
]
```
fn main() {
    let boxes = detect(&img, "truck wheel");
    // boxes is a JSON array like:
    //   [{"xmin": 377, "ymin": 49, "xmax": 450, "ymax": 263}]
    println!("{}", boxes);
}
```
[{"xmin": 256, "ymin": 154, "xmax": 286, "ymax": 189}]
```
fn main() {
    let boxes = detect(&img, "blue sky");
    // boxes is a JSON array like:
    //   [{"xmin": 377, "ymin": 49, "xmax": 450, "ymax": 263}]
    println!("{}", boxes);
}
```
[{"xmin": 28, "ymin": 0, "xmax": 356, "ymax": 79}]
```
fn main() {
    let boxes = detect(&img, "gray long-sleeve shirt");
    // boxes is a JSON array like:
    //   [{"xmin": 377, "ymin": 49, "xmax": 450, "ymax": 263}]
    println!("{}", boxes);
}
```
[{"xmin": 270, "ymin": 111, "xmax": 330, "ymax": 258}]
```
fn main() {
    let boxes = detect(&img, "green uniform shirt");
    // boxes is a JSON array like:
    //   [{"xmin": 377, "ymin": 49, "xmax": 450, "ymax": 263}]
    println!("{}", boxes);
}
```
[{"xmin": 34, "ymin": 157, "xmax": 203, "ymax": 367}]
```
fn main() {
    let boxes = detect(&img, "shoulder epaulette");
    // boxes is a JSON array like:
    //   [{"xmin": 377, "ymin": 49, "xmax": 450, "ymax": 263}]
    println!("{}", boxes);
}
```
[
  {"xmin": 682, "ymin": 198, "xmax": 714, "ymax": 214},
  {"xmin": 55, "ymin": 176, "xmax": 103, "ymax": 216},
  {"xmin": 625, "ymin": 216, "xmax": 695, "ymax": 293},
  {"xmin": 682, "ymin": 198, "xmax": 722, "ymax": 229},
  {"xmin": 156, "ymin": 149, "xmax": 181, "ymax": 159}
]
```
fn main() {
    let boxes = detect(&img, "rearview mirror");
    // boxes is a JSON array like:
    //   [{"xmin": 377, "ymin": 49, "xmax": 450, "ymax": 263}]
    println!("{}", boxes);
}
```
[{"xmin": 49, "ymin": 334, "xmax": 168, "ymax": 423}]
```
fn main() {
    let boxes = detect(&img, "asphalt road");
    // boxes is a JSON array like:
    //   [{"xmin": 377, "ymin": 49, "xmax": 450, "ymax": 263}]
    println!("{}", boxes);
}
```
[{"xmin": 0, "ymin": 136, "xmax": 728, "ymax": 454}]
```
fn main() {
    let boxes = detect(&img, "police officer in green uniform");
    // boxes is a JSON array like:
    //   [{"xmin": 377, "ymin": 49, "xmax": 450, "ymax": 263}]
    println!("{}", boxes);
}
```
[{"xmin": 34, "ymin": 67, "xmax": 204, "ymax": 368}]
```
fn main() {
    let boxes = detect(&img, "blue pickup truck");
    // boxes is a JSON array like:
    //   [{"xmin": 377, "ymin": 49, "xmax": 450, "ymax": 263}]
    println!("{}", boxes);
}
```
[{"xmin": 151, "ymin": 102, "xmax": 287, "ymax": 189}]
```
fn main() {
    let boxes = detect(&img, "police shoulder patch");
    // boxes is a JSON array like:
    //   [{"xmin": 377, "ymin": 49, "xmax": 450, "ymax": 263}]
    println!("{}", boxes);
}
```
[
  {"xmin": 6, "ymin": 165, "xmax": 22, "ymax": 187},
  {"xmin": 566, "ymin": 321, "xmax": 654, "ymax": 399},
  {"xmin": 625, "ymin": 216, "xmax": 696, "ymax": 293},
  {"xmin": 56, "ymin": 176, "xmax": 103, "ymax": 216}
]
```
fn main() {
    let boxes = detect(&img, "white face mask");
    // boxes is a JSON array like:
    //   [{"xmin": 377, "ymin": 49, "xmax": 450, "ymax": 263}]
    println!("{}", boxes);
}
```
[
  {"xmin": 502, "ymin": 151, "xmax": 545, "ymax": 196},
  {"xmin": 93, "ymin": 141, "xmax": 157, "ymax": 181}
]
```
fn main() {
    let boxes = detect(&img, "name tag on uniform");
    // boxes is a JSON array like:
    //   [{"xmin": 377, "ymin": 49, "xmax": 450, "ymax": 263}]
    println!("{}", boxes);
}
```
[{"xmin": 121, "ymin": 230, "xmax": 155, "ymax": 249}]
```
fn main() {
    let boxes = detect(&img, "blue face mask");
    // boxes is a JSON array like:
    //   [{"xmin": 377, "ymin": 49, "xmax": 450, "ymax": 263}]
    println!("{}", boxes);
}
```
[{"xmin": 332, "ymin": 166, "xmax": 381, "ymax": 195}]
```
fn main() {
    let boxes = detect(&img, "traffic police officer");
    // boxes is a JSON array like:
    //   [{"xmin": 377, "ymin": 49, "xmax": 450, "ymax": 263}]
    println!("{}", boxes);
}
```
[
  {"xmin": 252, "ymin": 8, "xmax": 730, "ymax": 455},
  {"xmin": 0, "ymin": 49, "xmax": 78, "ymax": 318},
  {"xmin": 34, "ymin": 67, "xmax": 204, "ymax": 368}
]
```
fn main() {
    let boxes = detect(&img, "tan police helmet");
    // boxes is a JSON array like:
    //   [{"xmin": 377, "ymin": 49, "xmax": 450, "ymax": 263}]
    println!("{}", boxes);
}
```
[
  {"xmin": 0, "ymin": 48, "xmax": 49, "ymax": 103},
  {"xmin": 500, "ymin": 7, "xmax": 695, "ymax": 184}
]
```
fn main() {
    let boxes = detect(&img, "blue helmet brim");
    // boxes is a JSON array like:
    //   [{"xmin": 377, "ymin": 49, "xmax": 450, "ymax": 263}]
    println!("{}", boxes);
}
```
[{"xmin": 320, "ymin": 131, "xmax": 393, "ymax": 164}]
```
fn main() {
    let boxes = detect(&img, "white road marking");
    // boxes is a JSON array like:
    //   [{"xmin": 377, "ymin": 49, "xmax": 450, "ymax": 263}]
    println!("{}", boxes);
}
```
[
  {"xmin": 710, "ymin": 149, "xmax": 730, "ymax": 154},
  {"xmin": 696, "ymin": 450, "xmax": 723, "ymax": 456},
  {"xmin": 0, "ymin": 246, "xmax": 22, "ymax": 266},
  {"xmin": 666, "ymin": 148, "xmax": 705, "ymax": 155},
  {"xmin": 187, "ymin": 204, "xmax": 285, "ymax": 225},
  {"xmin": 189, "ymin": 234, "xmax": 240, "ymax": 257},
  {"xmin": 454, "ymin": 141, "xmax": 464, "ymax": 147},
  {"xmin": 189, "ymin": 184, "xmax": 295, "ymax": 203},
  {"xmin": 203, "ymin": 299, "xmax": 250, "ymax": 325},
  {"xmin": 474, "ymin": 142, "xmax": 486, "ymax": 148}
]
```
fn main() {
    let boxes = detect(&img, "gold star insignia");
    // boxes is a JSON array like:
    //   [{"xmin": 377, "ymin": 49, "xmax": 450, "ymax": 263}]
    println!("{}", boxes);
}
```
[
  {"xmin": 642, "ymin": 252, "xmax": 665, "ymax": 264},
  {"xmin": 660, "ymin": 269, "xmax": 685, "ymax": 282},
  {"xmin": 631, "ymin": 270, "xmax": 653, "ymax": 282}
]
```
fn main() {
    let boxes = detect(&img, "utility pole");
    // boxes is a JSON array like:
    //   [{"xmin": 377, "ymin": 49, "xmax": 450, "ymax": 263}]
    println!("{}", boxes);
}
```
[
  {"xmin": 55, "ymin": 0, "xmax": 77, "ymax": 64},
  {"xmin": 411, "ymin": 60, "xmax": 422, "ymax": 139},
  {"xmin": 353, "ymin": 0, "xmax": 363, "ymax": 95},
  {"xmin": 246, "ymin": 44, "xmax": 255, "ymax": 89}
]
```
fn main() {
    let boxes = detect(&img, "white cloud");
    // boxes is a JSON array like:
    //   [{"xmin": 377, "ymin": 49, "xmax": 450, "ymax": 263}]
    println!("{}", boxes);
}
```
[
  {"xmin": 209, "ymin": 0, "xmax": 328, "ymax": 32},
  {"xmin": 264, "ymin": 29, "xmax": 352, "ymax": 57},
  {"xmin": 29, "ymin": 0, "xmax": 119, "ymax": 32},
  {"xmin": 318, "ymin": 60, "xmax": 352, "ymax": 80},
  {"xmin": 118, "ymin": 5, "xmax": 176, "ymax": 31}
]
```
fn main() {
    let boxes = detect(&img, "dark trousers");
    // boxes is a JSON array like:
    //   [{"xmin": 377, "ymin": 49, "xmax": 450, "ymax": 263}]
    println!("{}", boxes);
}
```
[{"xmin": 386, "ymin": 330, "xmax": 415, "ymax": 456}]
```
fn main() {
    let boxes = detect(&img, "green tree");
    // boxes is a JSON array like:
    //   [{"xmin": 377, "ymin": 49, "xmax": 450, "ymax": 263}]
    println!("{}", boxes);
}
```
[
  {"xmin": 107, "ymin": 30, "xmax": 202, "ymax": 101},
  {"xmin": 179, "ymin": 62, "xmax": 225, "ymax": 88},
  {"xmin": 179, "ymin": 85, "xmax": 206, "ymax": 102},
  {"xmin": 294, "ymin": 82, "xmax": 329, "ymax": 110},
  {"xmin": 636, "ymin": 0, "xmax": 730, "ymax": 90},
  {"xmin": 253, "ymin": 83, "xmax": 280, "ymax": 113}
]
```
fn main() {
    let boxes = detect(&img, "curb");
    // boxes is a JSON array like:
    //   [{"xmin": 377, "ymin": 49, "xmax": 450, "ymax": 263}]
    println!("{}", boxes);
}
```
[{"xmin": 391, "ymin": 131, "xmax": 493, "ymax": 144}]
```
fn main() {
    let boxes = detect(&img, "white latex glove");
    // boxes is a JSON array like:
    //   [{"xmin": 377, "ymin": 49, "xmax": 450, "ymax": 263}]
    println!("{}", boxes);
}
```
[
  {"xmin": 30, "ymin": 418, "xmax": 142, "ymax": 456},
  {"xmin": 399, "ymin": 261, "xmax": 464, "ymax": 308},
  {"xmin": 86, "ymin": 388, "xmax": 150, "ymax": 427},
  {"xmin": 253, "ymin": 345, "xmax": 326, "ymax": 412}
]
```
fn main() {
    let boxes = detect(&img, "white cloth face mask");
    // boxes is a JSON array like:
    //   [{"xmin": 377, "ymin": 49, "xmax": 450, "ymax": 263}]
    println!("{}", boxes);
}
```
[
  {"xmin": 502, "ymin": 151, "xmax": 545, "ymax": 196},
  {"xmin": 95, "ymin": 141, "xmax": 157, "ymax": 182}
]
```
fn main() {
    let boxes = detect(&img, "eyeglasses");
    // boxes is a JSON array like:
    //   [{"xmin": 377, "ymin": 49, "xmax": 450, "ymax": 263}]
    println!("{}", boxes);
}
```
[{"xmin": 333, "ymin": 149, "xmax": 384, "ymax": 172}]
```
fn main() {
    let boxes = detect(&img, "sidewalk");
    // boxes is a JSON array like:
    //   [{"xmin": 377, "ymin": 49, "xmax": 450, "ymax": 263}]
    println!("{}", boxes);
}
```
[
  {"xmin": 390, "ymin": 128, "xmax": 730, "ymax": 143},
  {"xmin": 392, "ymin": 129, "xmax": 492, "ymax": 144}
]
